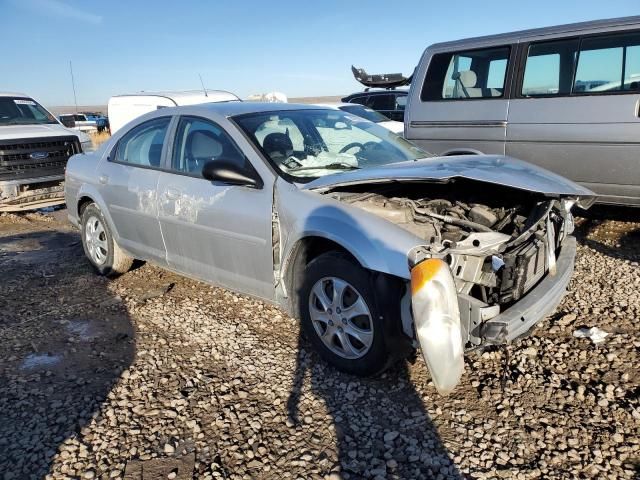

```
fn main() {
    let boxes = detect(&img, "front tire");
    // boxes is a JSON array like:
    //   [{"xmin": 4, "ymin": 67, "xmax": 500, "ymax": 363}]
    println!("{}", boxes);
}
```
[
  {"xmin": 80, "ymin": 203, "xmax": 133, "ymax": 277},
  {"xmin": 299, "ymin": 252, "xmax": 397, "ymax": 376}
]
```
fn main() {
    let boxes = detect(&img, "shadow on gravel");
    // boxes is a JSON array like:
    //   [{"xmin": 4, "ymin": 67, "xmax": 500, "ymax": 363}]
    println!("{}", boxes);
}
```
[
  {"xmin": 574, "ymin": 205, "xmax": 640, "ymax": 262},
  {"xmin": 287, "ymin": 342, "xmax": 462, "ymax": 479},
  {"xmin": 0, "ymin": 227, "xmax": 135, "ymax": 478},
  {"xmin": 286, "ymin": 205, "xmax": 462, "ymax": 479}
]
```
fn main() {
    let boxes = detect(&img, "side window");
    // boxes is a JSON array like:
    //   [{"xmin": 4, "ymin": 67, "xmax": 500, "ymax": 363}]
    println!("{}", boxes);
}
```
[
  {"xmin": 349, "ymin": 96, "xmax": 369, "ymax": 106},
  {"xmin": 113, "ymin": 117, "xmax": 170, "ymax": 167},
  {"xmin": 422, "ymin": 46, "xmax": 510, "ymax": 100},
  {"xmin": 395, "ymin": 95, "xmax": 407, "ymax": 110},
  {"xmin": 574, "ymin": 33, "xmax": 640, "ymax": 93},
  {"xmin": 367, "ymin": 94, "xmax": 395, "ymax": 111},
  {"xmin": 522, "ymin": 39, "xmax": 579, "ymax": 96},
  {"xmin": 171, "ymin": 117, "xmax": 246, "ymax": 177}
]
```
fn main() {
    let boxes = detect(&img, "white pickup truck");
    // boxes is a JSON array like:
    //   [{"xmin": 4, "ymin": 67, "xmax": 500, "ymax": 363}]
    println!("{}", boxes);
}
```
[{"xmin": 0, "ymin": 92, "xmax": 92, "ymax": 211}]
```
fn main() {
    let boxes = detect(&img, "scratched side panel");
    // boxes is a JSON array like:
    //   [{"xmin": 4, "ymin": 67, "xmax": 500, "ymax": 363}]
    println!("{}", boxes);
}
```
[{"xmin": 157, "ymin": 172, "xmax": 275, "ymax": 301}]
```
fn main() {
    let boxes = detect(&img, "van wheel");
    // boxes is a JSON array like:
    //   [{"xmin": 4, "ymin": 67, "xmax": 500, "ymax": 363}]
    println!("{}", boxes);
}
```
[
  {"xmin": 299, "ymin": 252, "xmax": 395, "ymax": 376},
  {"xmin": 80, "ymin": 203, "xmax": 133, "ymax": 277}
]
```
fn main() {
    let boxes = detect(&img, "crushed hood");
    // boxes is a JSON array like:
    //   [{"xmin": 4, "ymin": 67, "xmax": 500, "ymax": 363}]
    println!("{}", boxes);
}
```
[{"xmin": 302, "ymin": 155, "xmax": 595, "ymax": 202}]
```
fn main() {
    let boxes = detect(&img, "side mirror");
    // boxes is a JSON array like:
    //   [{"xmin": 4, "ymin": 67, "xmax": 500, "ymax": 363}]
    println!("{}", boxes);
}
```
[{"xmin": 202, "ymin": 160, "xmax": 263, "ymax": 189}]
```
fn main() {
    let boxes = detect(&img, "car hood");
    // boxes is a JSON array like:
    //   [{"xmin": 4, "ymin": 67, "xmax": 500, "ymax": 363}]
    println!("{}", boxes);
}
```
[
  {"xmin": 302, "ymin": 155, "xmax": 595, "ymax": 202},
  {"xmin": 0, "ymin": 123, "xmax": 83, "ymax": 141}
]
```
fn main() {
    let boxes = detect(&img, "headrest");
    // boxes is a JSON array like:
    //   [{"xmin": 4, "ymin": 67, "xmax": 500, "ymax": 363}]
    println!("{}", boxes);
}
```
[
  {"xmin": 454, "ymin": 70, "xmax": 477, "ymax": 88},
  {"xmin": 189, "ymin": 130, "xmax": 223, "ymax": 159},
  {"xmin": 263, "ymin": 132, "xmax": 293, "ymax": 156}
]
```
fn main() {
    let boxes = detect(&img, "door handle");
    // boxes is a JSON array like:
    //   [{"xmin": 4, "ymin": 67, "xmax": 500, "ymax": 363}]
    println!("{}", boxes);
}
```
[
  {"xmin": 165, "ymin": 188, "xmax": 181, "ymax": 200},
  {"xmin": 98, "ymin": 175, "xmax": 108, "ymax": 185}
]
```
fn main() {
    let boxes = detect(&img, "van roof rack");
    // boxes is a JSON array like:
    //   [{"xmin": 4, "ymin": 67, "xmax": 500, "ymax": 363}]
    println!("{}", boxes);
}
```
[{"xmin": 351, "ymin": 65, "xmax": 413, "ymax": 89}]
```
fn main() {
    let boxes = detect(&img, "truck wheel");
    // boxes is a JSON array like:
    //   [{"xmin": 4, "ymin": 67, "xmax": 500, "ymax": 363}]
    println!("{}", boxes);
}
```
[
  {"xmin": 80, "ymin": 203, "xmax": 133, "ymax": 277},
  {"xmin": 299, "ymin": 252, "xmax": 396, "ymax": 376}
]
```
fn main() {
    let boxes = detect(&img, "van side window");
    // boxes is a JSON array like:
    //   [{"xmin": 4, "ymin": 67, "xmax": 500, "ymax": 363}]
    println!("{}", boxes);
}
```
[
  {"xmin": 522, "ymin": 40, "xmax": 579, "ymax": 96},
  {"xmin": 421, "ymin": 46, "xmax": 510, "ymax": 101},
  {"xmin": 574, "ymin": 33, "xmax": 640, "ymax": 93}
]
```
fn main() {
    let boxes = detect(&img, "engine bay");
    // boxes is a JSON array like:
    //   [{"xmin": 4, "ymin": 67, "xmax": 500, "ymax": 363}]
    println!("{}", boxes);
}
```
[{"xmin": 328, "ymin": 180, "xmax": 573, "ymax": 309}]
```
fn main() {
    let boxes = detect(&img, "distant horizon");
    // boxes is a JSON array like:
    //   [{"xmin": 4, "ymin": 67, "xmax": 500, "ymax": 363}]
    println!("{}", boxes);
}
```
[{"xmin": 3, "ymin": 0, "xmax": 639, "ymax": 105}]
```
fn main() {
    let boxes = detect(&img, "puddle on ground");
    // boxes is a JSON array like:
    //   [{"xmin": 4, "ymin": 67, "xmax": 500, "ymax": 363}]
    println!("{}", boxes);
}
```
[{"xmin": 20, "ymin": 353, "xmax": 62, "ymax": 370}]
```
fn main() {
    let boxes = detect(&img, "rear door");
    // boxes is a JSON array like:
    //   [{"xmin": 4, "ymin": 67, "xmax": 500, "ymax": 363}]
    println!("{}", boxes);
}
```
[
  {"xmin": 97, "ymin": 116, "xmax": 171, "ymax": 263},
  {"xmin": 507, "ymin": 32, "xmax": 640, "ymax": 203},
  {"xmin": 406, "ymin": 45, "xmax": 513, "ymax": 155}
]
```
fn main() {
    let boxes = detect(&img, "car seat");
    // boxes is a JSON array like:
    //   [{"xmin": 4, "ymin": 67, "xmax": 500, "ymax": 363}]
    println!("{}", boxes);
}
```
[{"xmin": 185, "ymin": 130, "xmax": 223, "ymax": 173}]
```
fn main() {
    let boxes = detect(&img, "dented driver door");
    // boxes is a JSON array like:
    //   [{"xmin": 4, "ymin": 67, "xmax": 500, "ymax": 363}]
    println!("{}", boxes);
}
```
[{"xmin": 156, "ymin": 116, "xmax": 275, "ymax": 301}]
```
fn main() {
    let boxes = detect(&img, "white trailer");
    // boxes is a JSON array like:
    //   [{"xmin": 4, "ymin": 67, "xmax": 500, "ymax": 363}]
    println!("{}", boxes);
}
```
[{"xmin": 107, "ymin": 90, "xmax": 240, "ymax": 134}]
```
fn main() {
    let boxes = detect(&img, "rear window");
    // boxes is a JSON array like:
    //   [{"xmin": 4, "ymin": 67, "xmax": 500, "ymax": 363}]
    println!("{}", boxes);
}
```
[
  {"xmin": 574, "ymin": 32, "xmax": 640, "ymax": 93},
  {"xmin": 421, "ymin": 46, "xmax": 511, "ymax": 101},
  {"xmin": 520, "ymin": 32, "xmax": 640, "ymax": 97}
]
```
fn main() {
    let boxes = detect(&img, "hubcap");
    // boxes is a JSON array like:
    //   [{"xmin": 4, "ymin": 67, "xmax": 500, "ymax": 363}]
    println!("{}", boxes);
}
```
[
  {"xmin": 308, "ymin": 277, "xmax": 373, "ymax": 360},
  {"xmin": 84, "ymin": 215, "xmax": 108, "ymax": 265}
]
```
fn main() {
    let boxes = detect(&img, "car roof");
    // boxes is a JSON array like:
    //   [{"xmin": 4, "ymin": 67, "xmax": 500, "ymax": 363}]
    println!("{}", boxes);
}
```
[
  {"xmin": 430, "ymin": 15, "xmax": 640, "ymax": 50},
  {"xmin": 183, "ymin": 101, "xmax": 331, "ymax": 117},
  {"xmin": 111, "ymin": 89, "xmax": 239, "ymax": 102},
  {"xmin": 0, "ymin": 91, "xmax": 30, "ymax": 98}
]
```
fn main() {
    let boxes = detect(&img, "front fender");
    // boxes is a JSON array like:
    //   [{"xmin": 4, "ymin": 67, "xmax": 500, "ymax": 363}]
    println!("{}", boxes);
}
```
[{"xmin": 276, "ymin": 181, "xmax": 423, "ymax": 281}]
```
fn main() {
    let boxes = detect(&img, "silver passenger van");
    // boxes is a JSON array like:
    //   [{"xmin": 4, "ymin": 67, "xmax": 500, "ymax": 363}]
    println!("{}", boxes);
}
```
[{"xmin": 405, "ymin": 16, "xmax": 640, "ymax": 206}]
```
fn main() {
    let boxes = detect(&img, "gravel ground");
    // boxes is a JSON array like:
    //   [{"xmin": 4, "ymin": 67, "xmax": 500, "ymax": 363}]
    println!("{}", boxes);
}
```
[{"xmin": 0, "ymin": 208, "xmax": 638, "ymax": 480}]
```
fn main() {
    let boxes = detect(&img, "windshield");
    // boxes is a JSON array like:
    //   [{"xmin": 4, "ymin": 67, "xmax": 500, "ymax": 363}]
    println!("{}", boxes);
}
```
[
  {"xmin": 0, "ymin": 97, "xmax": 58, "ymax": 125},
  {"xmin": 338, "ymin": 104, "xmax": 389, "ymax": 123},
  {"xmin": 234, "ymin": 109, "xmax": 430, "ymax": 180}
]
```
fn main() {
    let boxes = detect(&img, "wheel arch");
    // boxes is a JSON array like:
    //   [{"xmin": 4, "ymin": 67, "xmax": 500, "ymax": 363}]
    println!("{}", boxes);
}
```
[
  {"xmin": 282, "ymin": 236, "xmax": 359, "ymax": 309},
  {"xmin": 441, "ymin": 148, "xmax": 483, "ymax": 156},
  {"xmin": 74, "ymin": 186, "xmax": 120, "ymax": 242}
]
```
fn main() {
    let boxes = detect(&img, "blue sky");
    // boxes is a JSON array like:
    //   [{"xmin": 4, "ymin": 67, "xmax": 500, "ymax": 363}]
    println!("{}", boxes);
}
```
[{"xmin": 2, "ymin": 0, "xmax": 638, "ymax": 106}]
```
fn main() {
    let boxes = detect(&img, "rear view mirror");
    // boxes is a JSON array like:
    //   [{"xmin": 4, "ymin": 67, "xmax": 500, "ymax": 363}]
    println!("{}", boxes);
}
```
[
  {"xmin": 334, "ymin": 121, "xmax": 350, "ymax": 130},
  {"xmin": 202, "ymin": 160, "xmax": 263, "ymax": 189}
]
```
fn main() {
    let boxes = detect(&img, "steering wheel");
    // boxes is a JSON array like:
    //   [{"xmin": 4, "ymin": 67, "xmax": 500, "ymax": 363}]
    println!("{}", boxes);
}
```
[{"xmin": 339, "ymin": 142, "xmax": 365, "ymax": 154}]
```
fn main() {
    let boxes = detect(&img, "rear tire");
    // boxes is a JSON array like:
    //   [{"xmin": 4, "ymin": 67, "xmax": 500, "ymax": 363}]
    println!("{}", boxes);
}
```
[
  {"xmin": 298, "ymin": 252, "xmax": 398, "ymax": 376},
  {"xmin": 80, "ymin": 203, "xmax": 133, "ymax": 277}
]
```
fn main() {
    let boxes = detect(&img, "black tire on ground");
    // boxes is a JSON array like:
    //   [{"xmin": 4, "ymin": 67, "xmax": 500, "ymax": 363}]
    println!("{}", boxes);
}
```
[
  {"xmin": 80, "ymin": 203, "xmax": 133, "ymax": 277},
  {"xmin": 298, "ymin": 251, "xmax": 400, "ymax": 376}
]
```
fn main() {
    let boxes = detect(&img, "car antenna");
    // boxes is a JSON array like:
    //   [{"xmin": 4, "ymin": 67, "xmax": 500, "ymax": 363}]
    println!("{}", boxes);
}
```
[{"xmin": 198, "ymin": 73, "xmax": 208, "ymax": 97}]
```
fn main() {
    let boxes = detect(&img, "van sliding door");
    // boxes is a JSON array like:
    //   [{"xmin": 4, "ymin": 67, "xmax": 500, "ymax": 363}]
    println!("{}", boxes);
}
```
[{"xmin": 506, "ymin": 33, "xmax": 640, "ymax": 204}]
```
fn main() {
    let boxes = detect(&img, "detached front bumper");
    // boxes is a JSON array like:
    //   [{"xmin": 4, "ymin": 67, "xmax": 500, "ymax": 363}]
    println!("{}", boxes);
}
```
[
  {"xmin": 480, "ymin": 236, "xmax": 577, "ymax": 343},
  {"xmin": 0, "ymin": 175, "xmax": 65, "ymax": 212}
]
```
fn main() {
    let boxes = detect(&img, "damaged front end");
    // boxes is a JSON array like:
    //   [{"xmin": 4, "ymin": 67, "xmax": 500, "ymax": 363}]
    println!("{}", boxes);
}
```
[{"xmin": 328, "ymin": 180, "xmax": 582, "ymax": 394}]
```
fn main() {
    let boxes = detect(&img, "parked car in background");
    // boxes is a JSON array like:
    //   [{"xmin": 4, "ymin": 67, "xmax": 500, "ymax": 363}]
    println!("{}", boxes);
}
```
[
  {"xmin": 58, "ymin": 114, "xmax": 98, "ymax": 134},
  {"xmin": 406, "ymin": 15, "xmax": 640, "ymax": 206},
  {"xmin": 342, "ymin": 89, "xmax": 408, "ymax": 122},
  {"xmin": 107, "ymin": 89, "xmax": 240, "ymax": 134},
  {"xmin": 65, "ymin": 102, "xmax": 593, "ymax": 394},
  {"xmin": 0, "ymin": 92, "xmax": 91, "ymax": 211},
  {"xmin": 81, "ymin": 112, "xmax": 109, "ymax": 133},
  {"xmin": 316, "ymin": 102, "xmax": 404, "ymax": 134}
]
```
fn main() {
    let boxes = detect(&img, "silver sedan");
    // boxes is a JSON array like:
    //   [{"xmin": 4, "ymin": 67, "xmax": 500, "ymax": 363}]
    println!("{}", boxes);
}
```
[{"xmin": 65, "ymin": 103, "xmax": 594, "ymax": 394}]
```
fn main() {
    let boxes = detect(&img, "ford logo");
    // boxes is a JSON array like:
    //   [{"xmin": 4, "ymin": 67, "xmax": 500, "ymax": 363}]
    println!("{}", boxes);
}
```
[{"xmin": 30, "ymin": 151, "xmax": 49, "ymax": 160}]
